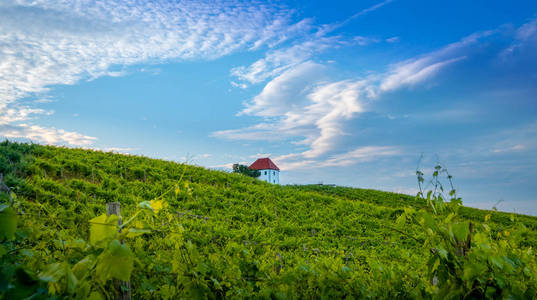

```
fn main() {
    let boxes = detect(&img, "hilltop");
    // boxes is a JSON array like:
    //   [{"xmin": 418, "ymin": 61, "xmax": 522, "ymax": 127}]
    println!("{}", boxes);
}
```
[{"xmin": 1, "ymin": 141, "xmax": 536, "ymax": 299}]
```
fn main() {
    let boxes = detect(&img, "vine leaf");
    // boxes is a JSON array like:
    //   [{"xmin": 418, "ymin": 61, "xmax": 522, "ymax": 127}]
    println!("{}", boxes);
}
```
[
  {"xmin": 0, "ymin": 205, "xmax": 17, "ymax": 241},
  {"xmin": 38, "ymin": 262, "xmax": 78, "ymax": 294},
  {"xmin": 89, "ymin": 214, "xmax": 118, "ymax": 248},
  {"xmin": 38, "ymin": 263, "xmax": 65, "ymax": 283},
  {"xmin": 126, "ymin": 227, "xmax": 151, "ymax": 238},
  {"xmin": 72, "ymin": 255, "xmax": 96, "ymax": 281},
  {"xmin": 96, "ymin": 240, "xmax": 134, "ymax": 282}
]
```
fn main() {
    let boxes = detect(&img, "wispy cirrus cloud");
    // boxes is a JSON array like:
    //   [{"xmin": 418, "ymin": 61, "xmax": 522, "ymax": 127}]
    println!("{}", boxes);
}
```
[
  {"xmin": 274, "ymin": 146, "xmax": 401, "ymax": 170},
  {"xmin": 380, "ymin": 31, "xmax": 495, "ymax": 91},
  {"xmin": 230, "ymin": 0, "xmax": 395, "ymax": 89},
  {"xmin": 314, "ymin": 0, "xmax": 393, "ymax": 37},
  {"xmin": 501, "ymin": 17, "xmax": 537, "ymax": 58},
  {"xmin": 0, "ymin": 0, "xmax": 305, "ymax": 145},
  {"xmin": 230, "ymin": 36, "xmax": 336, "ymax": 86},
  {"xmin": 215, "ymin": 18, "xmax": 536, "ymax": 170}
]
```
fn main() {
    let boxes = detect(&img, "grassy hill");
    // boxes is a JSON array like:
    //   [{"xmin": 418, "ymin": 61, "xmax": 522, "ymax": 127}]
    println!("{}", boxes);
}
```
[{"xmin": 1, "ymin": 141, "xmax": 536, "ymax": 299}]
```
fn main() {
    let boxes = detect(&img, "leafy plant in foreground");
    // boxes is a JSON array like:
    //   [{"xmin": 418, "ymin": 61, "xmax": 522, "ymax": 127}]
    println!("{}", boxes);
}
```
[{"xmin": 397, "ymin": 165, "xmax": 537, "ymax": 298}]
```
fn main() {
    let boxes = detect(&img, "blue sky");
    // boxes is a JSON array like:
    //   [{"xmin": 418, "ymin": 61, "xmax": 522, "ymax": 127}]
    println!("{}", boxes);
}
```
[{"xmin": 1, "ymin": 1, "xmax": 537, "ymax": 215}]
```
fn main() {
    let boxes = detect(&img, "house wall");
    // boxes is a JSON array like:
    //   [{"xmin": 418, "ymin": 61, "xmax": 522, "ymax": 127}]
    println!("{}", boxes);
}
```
[{"xmin": 257, "ymin": 169, "xmax": 279, "ymax": 184}]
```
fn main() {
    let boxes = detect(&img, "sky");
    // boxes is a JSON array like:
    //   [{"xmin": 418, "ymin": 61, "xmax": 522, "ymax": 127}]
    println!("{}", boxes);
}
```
[{"xmin": 1, "ymin": 0, "xmax": 537, "ymax": 215}]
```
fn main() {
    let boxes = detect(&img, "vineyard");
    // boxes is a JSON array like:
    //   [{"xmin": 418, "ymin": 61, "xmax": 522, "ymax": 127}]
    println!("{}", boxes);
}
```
[{"xmin": 1, "ymin": 141, "xmax": 536, "ymax": 299}]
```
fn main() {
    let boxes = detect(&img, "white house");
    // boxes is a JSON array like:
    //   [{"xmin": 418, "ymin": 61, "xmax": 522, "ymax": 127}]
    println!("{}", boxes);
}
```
[{"xmin": 249, "ymin": 157, "xmax": 280, "ymax": 184}]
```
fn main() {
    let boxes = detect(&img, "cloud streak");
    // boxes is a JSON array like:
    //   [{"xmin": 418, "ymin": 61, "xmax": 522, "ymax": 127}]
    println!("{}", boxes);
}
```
[
  {"xmin": 0, "ymin": 0, "xmax": 304, "ymax": 145},
  {"xmin": 230, "ymin": 0, "xmax": 396, "ymax": 88},
  {"xmin": 215, "ymin": 25, "xmax": 517, "ymax": 169}
]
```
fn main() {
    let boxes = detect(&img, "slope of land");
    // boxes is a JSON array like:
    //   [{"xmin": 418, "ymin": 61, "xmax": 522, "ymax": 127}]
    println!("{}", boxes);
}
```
[{"xmin": 1, "ymin": 141, "xmax": 536, "ymax": 299}]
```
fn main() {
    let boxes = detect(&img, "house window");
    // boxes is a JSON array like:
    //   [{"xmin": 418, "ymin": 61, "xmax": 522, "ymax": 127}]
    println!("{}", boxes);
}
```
[
  {"xmin": 264, "ymin": 171, "xmax": 267, "ymax": 175},
  {"xmin": 273, "ymin": 171, "xmax": 275, "ymax": 175}
]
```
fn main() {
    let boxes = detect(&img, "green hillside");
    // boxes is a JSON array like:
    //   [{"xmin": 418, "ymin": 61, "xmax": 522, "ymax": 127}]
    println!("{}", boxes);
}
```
[{"xmin": 1, "ymin": 141, "xmax": 536, "ymax": 299}]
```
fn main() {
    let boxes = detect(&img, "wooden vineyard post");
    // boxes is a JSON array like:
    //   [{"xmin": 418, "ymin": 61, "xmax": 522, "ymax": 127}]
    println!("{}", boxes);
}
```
[{"xmin": 106, "ymin": 202, "xmax": 132, "ymax": 300}]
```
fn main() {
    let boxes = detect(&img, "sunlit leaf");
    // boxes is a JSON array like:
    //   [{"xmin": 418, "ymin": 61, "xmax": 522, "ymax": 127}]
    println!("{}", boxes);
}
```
[
  {"xmin": 96, "ymin": 240, "xmax": 134, "ymax": 282},
  {"xmin": 0, "ymin": 206, "xmax": 17, "ymax": 241},
  {"xmin": 126, "ymin": 227, "xmax": 152, "ymax": 238},
  {"xmin": 150, "ymin": 199, "xmax": 167, "ymax": 214},
  {"xmin": 452, "ymin": 222, "xmax": 470, "ymax": 242},
  {"xmin": 89, "ymin": 214, "xmax": 118, "ymax": 248}
]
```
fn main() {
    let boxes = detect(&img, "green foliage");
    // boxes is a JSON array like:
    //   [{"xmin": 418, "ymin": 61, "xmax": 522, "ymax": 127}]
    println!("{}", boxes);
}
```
[
  {"xmin": 232, "ymin": 163, "xmax": 260, "ymax": 178},
  {"xmin": 96, "ymin": 240, "xmax": 134, "ymax": 282},
  {"xmin": 0, "ymin": 141, "xmax": 536, "ymax": 298},
  {"xmin": 0, "ymin": 205, "xmax": 17, "ymax": 241},
  {"xmin": 89, "ymin": 214, "xmax": 118, "ymax": 248},
  {"xmin": 397, "ymin": 165, "xmax": 537, "ymax": 298}
]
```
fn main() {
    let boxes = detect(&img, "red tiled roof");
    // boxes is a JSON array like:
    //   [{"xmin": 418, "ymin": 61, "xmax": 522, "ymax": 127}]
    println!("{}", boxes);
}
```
[{"xmin": 249, "ymin": 157, "xmax": 280, "ymax": 171}]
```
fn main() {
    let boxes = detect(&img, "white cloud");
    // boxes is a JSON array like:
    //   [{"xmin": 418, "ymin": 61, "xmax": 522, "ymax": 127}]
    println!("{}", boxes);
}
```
[
  {"xmin": 315, "ymin": 0, "xmax": 393, "ymax": 36},
  {"xmin": 240, "ymin": 61, "xmax": 326, "ymax": 116},
  {"xmin": 380, "ymin": 31, "xmax": 496, "ymax": 92},
  {"xmin": 274, "ymin": 146, "xmax": 401, "ymax": 170},
  {"xmin": 501, "ymin": 18, "xmax": 537, "ymax": 57},
  {"xmin": 217, "ymin": 62, "xmax": 375, "ymax": 158},
  {"xmin": 380, "ymin": 56, "xmax": 465, "ymax": 91},
  {"xmin": 219, "ymin": 33, "xmax": 476, "ymax": 157},
  {"xmin": 492, "ymin": 144, "xmax": 526, "ymax": 153},
  {"xmin": 230, "ymin": 0, "xmax": 396, "ymax": 89},
  {"xmin": 0, "ymin": 102, "xmax": 97, "ymax": 145},
  {"xmin": 0, "ymin": 103, "xmax": 52, "ymax": 124},
  {"xmin": 230, "ymin": 33, "xmax": 386, "ymax": 88},
  {"xmin": 516, "ymin": 18, "xmax": 537, "ymax": 42},
  {"xmin": 0, "ymin": 123, "xmax": 96, "ymax": 145},
  {"xmin": 231, "ymin": 36, "xmax": 343, "ymax": 86},
  {"xmin": 321, "ymin": 146, "xmax": 400, "ymax": 167},
  {"xmin": 103, "ymin": 147, "xmax": 137, "ymax": 153},
  {"xmin": 300, "ymin": 79, "xmax": 371, "ymax": 158},
  {"xmin": 216, "ymin": 29, "xmax": 504, "ymax": 168},
  {"xmin": 0, "ymin": 0, "xmax": 305, "ymax": 145},
  {"xmin": 0, "ymin": 0, "xmax": 301, "ymax": 104}
]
